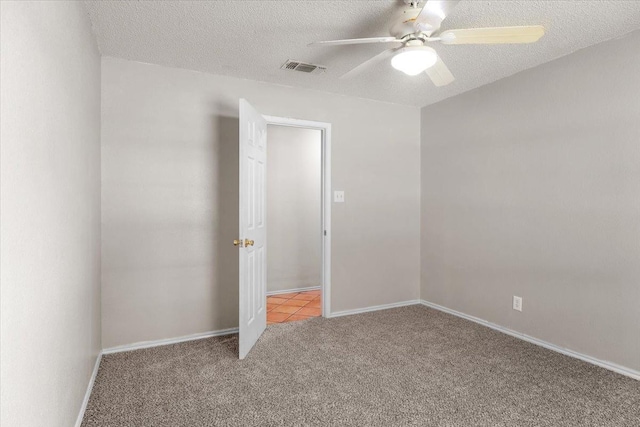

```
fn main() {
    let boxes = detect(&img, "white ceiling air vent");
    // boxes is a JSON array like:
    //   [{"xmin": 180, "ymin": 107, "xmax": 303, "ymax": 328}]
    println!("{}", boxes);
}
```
[{"xmin": 281, "ymin": 60, "xmax": 326, "ymax": 75}]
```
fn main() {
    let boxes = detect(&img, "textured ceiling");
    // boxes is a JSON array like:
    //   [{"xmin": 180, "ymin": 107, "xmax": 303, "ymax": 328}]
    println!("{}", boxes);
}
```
[{"xmin": 85, "ymin": 1, "xmax": 640, "ymax": 107}]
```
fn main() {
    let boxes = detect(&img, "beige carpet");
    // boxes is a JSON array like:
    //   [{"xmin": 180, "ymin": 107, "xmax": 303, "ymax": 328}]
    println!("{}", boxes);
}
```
[{"xmin": 82, "ymin": 306, "xmax": 639, "ymax": 426}]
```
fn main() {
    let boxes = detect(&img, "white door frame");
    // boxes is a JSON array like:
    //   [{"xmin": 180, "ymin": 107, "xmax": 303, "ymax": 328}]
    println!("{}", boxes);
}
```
[{"xmin": 263, "ymin": 115, "xmax": 332, "ymax": 318}]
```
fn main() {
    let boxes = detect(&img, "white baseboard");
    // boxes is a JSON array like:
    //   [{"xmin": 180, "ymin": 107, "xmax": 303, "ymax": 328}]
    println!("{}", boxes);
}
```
[
  {"xmin": 329, "ymin": 299, "xmax": 420, "ymax": 318},
  {"xmin": 420, "ymin": 300, "xmax": 640, "ymax": 381},
  {"xmin": 267, "ymin": 285, "xmax": 321, "ymax": 296},
  {"xmin": 75, "ymin": 352, "xmax": 102, "ymax": 427},
  {"xmin": 102, "ymin": 327, "xmax": 239, "ymax": 355}
]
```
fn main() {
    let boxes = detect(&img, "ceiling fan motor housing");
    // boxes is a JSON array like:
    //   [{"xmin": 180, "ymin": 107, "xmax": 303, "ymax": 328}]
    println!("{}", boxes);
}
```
[{"xmin": 389, "ymin": 5, "xmax": 423, "ymax": 39}]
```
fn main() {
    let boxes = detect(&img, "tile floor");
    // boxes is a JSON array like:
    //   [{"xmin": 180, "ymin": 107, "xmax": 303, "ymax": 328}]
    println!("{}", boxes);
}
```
[{"xmin": 267, "ymin": 289, "xmax": 321, "ymax": 324}]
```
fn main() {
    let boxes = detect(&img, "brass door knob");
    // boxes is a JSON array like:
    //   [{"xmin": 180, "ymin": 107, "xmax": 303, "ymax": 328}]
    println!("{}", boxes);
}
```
[
  {"xmin": 244, "ymin": 239, "xmax": 255, "ymax": 247},
  {"xmin": 233, "ymin": 239, "xmax": 243, "ymax": 247}
]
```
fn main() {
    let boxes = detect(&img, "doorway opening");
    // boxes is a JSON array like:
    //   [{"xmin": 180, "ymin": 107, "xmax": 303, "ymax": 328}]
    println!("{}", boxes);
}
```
[{"xmin": 264, "ymin": 116, "xmax": 332, "ymax": 323}]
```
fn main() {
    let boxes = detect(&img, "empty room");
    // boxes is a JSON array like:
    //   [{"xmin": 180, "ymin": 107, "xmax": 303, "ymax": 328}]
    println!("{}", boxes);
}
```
[{"xmin": 1, "ymin": 1, "xmax": 638, "ymax": 426}]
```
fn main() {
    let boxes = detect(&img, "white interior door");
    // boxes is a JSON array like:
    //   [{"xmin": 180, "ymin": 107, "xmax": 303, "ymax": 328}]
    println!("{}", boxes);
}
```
[{"xmin": 238, "ymin": 99, "xmax": 267, "ymax": 359}]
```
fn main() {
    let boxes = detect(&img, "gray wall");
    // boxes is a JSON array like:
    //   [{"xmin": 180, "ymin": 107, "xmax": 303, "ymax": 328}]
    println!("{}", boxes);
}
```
[
  {"xmin": 101, "ymin": 57, "xmax": 420, "ymax": 349},
  {"xmin": 0, "ymin": 2, "xmax": 102, "ymax": 426},
  {"xmin": 420, "ymin": 31, "xmax": 640, "ymax": 371},
  {"xmin": 267, "ymin": 125, "xmax": 322, "ymax": 294}
]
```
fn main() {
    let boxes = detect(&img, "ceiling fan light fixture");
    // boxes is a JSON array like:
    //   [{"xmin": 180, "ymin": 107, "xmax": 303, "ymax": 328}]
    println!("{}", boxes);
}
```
[{"xmin": 391, "ymin": 45, "xmax": 438, "ymax": 76}]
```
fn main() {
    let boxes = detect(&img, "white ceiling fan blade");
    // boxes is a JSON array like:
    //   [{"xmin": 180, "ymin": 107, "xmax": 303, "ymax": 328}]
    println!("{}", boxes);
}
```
[
  {"xmin": 340, "ymin": 48, "xmax": 399, "ymax": 79},
  {"xmin": 309, "ymin": 36, "xmax": 401, "ymax": 47},
  {"xmin": 415, "ymin": 0, "xmax": 461, "ymax": 35},
  {"xmin": 425, "ymin": 56, "xmax": 454, "ymax": 87},
  {"xmin": 439, "ymin": 26, "xmax": 545, "ymax": 44}
]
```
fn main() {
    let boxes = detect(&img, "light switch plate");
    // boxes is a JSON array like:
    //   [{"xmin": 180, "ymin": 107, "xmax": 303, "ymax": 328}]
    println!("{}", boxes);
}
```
[
  {"xmin": 513, "ymin": 296, "xmax": 523, "ymax": 312},
  {"xmin": 334, "ymin": 191, "xmax": 345, "ymax": 203}
]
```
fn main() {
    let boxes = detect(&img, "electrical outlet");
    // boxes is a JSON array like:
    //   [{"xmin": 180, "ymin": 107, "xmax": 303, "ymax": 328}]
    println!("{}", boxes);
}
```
[
  {"xmin": 334, "ymin": 191, "xmax": 345, "ymax": 203},
  {"xmin": 513, "ymin": 296, "xmax": 523, "ymax": 312}
]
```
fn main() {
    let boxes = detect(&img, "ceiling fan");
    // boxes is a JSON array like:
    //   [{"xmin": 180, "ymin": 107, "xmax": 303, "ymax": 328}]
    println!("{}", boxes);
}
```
[{"xmin": 309, "ymin": 0, "xmax": 545, "ymax": 86}]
